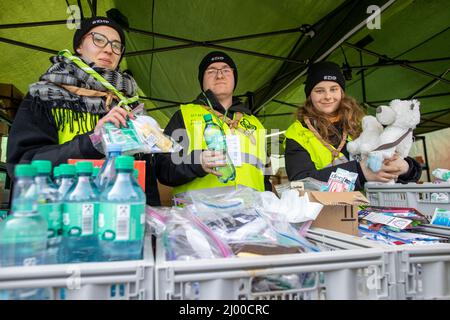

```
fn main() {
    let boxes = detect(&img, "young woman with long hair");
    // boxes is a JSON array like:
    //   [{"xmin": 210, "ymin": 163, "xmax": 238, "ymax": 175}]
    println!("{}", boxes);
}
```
[{"xmin": 284, "ymin": 61, "xmax": 421, "ymax": 190}]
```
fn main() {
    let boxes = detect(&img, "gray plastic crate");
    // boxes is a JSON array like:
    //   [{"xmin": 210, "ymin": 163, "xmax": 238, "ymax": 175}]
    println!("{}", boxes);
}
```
[
  {"xmin": 155, "ymin": 228, "xmax": 397, "ymax": 300},
  {"xmin": 332, "ymin": 223, "xmax": 450, "ymax": 300},
  {"xmin": 397, "ymin": 244, "xmax": 450, "ymax": 299},
  {"xmin": 365, "ymin": 182, "xmax": 450, "ymax": 220},
  {"xmin": 395, "ymin": 225, "xmax": 450, "ymax": 300},
  {"xmin": 0, "ymin": 235, "xmax": 154, "ymax": 300}
]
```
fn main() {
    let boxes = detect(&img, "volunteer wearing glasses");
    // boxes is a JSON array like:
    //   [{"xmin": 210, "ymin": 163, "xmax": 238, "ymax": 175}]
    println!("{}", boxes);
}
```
[
  {"xmin": 6, "ymin": 17, "xmax": 158, "ymax": 196},
  {"xmin": 284, "ymin": 61, "xmax": 421, "ymax": 190},
  {"xmin": 156, "ymin": 51, "xmax": 272, "ymax": 196}
]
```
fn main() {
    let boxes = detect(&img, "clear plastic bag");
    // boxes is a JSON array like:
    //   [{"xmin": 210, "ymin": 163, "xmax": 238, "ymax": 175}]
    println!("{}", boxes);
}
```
[
  {"xmin": 160, "ymin": 207, "xmax": 234, "ymax": 261},
  {"xmin": 189, "ymin": 187, "xmax": 319, "ymax": 252}
]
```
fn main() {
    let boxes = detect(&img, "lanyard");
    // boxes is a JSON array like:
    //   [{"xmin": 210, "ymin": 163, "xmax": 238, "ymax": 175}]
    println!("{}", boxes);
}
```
[
  {"xmin": 59, "ymin": 49, "xmax": 139, "ymax": 112},
  {"xmin": 304, "ymin": 116, "xmax": 348, "ymax": 165},
  {"xmin": 203, "ymin": 94, "xmax": 228, "ymax": 130},
  {"xmin": 201, "ymin": 94, "xmax": 256, "ymax": 144}
]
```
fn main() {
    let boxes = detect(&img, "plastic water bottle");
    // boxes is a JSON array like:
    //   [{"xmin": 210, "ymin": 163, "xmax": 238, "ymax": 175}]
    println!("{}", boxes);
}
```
[
  {"xmin": 31, "ymin": 160, "xmax": 62, "ymax": 265},
  {"xmin": 0, "ymin": 164, "xmax": 49, "ymax": 300},
  {"xmin": 203, "ymin": 114, "xmax": 236, "ymax": 183},
  {"xmin": 92, "ymin": 166, "xmax": 100, "ymax": 184},
  {"xmin": 58, "ymin": 164, "xmax": 76, "ymax": 199},
  {"xmin": 99, "ymin": 156, "xmax": 146, "ymax": 261},
  {"xmin": 96, "ymin": 144, "xmax": 122, "ymax": 192},
  {"xmin": 62, "ymin": 162, "xmax": 100, "ymax": 263},
  {"xmin": 53, "ymin": 165, "xmax": 61, "ymax": 186}
]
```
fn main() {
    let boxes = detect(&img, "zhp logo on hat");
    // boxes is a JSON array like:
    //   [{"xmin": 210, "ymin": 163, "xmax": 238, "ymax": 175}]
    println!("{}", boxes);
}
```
[
  {"xmin": 93, "ymin": 19, "xmax": 110, "ymax": 24},
  {"xmin": 324, "ymin": 75, "xmax": 337, "ymax": 80},
  {"xmin": 211, "ymin": 56, "xmax": 224, "ymax": 61}
]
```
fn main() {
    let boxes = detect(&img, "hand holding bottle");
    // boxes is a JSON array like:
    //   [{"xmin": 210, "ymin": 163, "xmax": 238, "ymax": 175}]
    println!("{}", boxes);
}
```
[{"xmin": 200, "ymin": 150, "xmax": 227, "ymax": 176}]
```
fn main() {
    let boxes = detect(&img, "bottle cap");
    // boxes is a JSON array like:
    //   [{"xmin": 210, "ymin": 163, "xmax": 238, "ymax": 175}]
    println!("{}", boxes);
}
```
[
  {"xmin": 75, "ymin": 161, "xmax": 93, "ymax": 174},
  {"xmin": 59, "ymin": 164, "xmax": 76, "ymax": 176},
  {"xmin": 31, "ymin": 160, "xmax": 52, "ymax": 174},
  {"xmin": 15, "ymin": 164, "xmax": 37, "ymax": 177},
  {"xmin": 115, "ymin": 155, "xmax": 134, "ymax": 170},
  {"xmin": 53, "ymin": 166, "xmax": 61, "ymax": 178}
]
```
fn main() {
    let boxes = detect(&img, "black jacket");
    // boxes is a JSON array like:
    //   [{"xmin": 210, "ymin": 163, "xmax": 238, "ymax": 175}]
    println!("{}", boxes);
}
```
[
  {"xmin": 7, "ymin": 93, "xmax": 161, "ymax": 205},
  {"xmin": 284, "ymin": 121, "xmax": 422, "ymax": 191},
  {"xmin": 155, "ymin": 90, "xmax": 273, "ymax": 191},
  {"xmin": 7, "ymin": 94, "xmax": 103, "ymax": 176}
]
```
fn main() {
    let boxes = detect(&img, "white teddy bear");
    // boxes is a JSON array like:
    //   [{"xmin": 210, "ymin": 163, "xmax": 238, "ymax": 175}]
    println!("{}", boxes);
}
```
[
  {"xmin": 367, "ymin": 99, "xmax": 421, "ymax": 175},
  {"xmin": 347, "ymin": 115, "xmax": 383, "ymax": 159}
]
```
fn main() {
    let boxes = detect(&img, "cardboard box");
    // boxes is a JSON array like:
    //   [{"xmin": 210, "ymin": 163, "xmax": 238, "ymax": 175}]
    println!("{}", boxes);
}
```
[
  {"xmin": 157, "ymin": 181, "xmax": 173, "ymax": 206},
  {"xmin": 68, "ymin": 159, "xmax": 146, "ymax": 191},
  {"xmin": 296, "ymin": 190, "xmax": 369, "ymax": 235}
]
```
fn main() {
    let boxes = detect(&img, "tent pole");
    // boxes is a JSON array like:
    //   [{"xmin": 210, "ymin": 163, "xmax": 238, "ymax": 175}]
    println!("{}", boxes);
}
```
[
  {"xmin": 0, "ymin": 37, "xmax": 57, "ymax": 54},
  {"xmin": 87, "ymin": 0, "xmax": 97, "ymax": 17},
  {"xmin": 351, "ymin": 57, "xmax": 450, "ymax": 70},
  {"xmin": 77, "ymin": 0, "xmax": 84, "ymax": 20},
  {"xmin": 414, "ymin": 136, "xmax": 431, "ymax": 181},
  {"xmin": 0, "ymin": 20, "xmax": 67, "ymax": 29},
  {"xmin": 126, "ymin": 43, "xmax": 306, "ymax": 64},
  {"xmin": 343, "ymin": 42, "xmax": 450, "ymax": 85},
  {"xmin": 359, "ymin": 51, "xmax": 367, "ymax": 106},
  {"xmin": 368, "ymin": 92, "xmax": 450, "ymax": 105}
]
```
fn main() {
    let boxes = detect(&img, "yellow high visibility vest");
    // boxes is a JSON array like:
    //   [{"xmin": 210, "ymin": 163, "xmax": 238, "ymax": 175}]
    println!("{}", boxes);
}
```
[
  {"xmin": 284, "ymin": 120, "xmax": 351, "ymax": 170},
  {"xmin": 173, "ymin": 104, "xmax": 266, "ymax": 195}
]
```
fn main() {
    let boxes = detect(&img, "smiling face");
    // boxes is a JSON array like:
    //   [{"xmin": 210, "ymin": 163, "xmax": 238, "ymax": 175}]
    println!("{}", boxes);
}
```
[
  {"xmin": 76, "ymin": 25, "xmax": 122, "ymax": 70},
  {"xmin": 202, "ymin": 62, "xmax": 235, "ymax": 99},
  {"xmin": 310, "ymin": 81, "xmax": 343, "ymax": 115}
]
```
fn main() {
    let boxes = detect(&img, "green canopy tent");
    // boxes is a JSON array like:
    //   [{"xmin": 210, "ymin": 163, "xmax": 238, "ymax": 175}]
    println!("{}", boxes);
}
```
[{"xmin": 1, "ymin": 0, "xmax": 449, "ymax": 178}]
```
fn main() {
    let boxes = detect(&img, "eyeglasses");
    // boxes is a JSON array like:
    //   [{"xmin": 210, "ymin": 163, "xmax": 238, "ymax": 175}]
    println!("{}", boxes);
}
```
[
  {"xmin": 88, "ymin": 32, "xmax": 124, "ymax": 55},
  {"xmin": 205, "ymin": 67, "xmax": 234, "ymax": 77}
]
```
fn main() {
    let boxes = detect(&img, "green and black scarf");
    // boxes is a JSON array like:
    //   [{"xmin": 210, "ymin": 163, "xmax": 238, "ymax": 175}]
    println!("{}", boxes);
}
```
[{"xmin": 28, "ymin": 54, "xmax": 138, "ymax": 133}]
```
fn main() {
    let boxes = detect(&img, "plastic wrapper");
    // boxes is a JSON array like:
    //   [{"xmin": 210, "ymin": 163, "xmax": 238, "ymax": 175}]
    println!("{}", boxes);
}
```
[
  {"xmin": 252, "ymin": 273, "xmax": 318, "ymax": 293},
  {"xmin": 325, "ymin": 168, "xmax": 358, "ymax": 192},
  {"xmin": 158, "ymin": 207, "xmax": 234, "ymax": 261},
  {"xmin": 187, "ymin": 187, "xmax": 257, "ymax": 212},
  {"xmin": 146, "ymin": 206, "xmax": 171, "ymax": 236},
  {"xmin": 90, "ymin": 104, "xmax": 182, "ymax": 155},
  {"xmin": 432, "ymin": 168, "xmax": 450, "ymax": 182},
  {"xmin": 188, "ymin": 187, "xmax": 319, "ymax": 253}
]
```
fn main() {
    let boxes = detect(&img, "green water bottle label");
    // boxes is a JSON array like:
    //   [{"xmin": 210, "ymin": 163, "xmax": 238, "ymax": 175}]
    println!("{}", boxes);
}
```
[
  {"xmin": 62, "ymin": 203, "xmax": 99, "ymax": 237},
  {"xmin": 98, "ymin": 203, "xmax": 145, "ymax": 241},
  {"xmin": 37, "ymin": 203, "xmax": 62, "ymax": 238}
]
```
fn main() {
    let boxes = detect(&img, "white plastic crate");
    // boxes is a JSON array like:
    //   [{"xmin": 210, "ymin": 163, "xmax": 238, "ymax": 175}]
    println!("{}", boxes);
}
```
[
  {"xmin": 0, "ymin": 235, "xmax": 154, "ymax": 300},
  {"xmin": 328, "ymin": 223, "xmax": 450, "ymax": 300},
  {"xmin": 397, "ymin": 244, "xmax": 450, "ymax": 300},
  {"xmin": 155, "ymin": 228, "xmax": 397, "ymax": 300},
  {"xmin": 365, "ymin": 182, "xmax": 450, "ymax": 221}
]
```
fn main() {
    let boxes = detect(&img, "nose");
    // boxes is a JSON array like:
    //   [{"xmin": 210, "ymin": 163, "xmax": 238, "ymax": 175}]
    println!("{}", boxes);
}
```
[
  {"xmin": 102, "ymin": 44, "xmax": 113, "ymax": 54},
  {"xmin": 216, "ymin": 69, "xmax": 225, "ymax": 79},
  {"xmin": 376, "ymin": 106, "xmax": 382, "ymax": 113}
]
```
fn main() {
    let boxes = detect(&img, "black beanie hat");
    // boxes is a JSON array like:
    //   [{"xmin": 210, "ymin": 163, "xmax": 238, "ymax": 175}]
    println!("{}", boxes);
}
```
[
  {"xmin": 73, "ymin": 16, "xmax": 126, "ymax": 54},
  {"xmin": 198, "ymin": 51, "xmax": 238, "ymax": 91},
  {"xmin": 304, "ymin": 61, "xmax": 345, "ymax": 98}
]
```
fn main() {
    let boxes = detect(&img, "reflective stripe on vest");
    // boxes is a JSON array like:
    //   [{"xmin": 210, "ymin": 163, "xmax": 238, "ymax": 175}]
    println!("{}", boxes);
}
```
[
  {"xmin": 173, "ymin": 104, "xmax": 266, "ymax": 195},
  {"xmin": 284, "ymin": 120, "xmax": 351, "ymax": 170}
]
